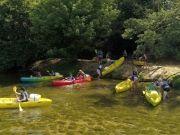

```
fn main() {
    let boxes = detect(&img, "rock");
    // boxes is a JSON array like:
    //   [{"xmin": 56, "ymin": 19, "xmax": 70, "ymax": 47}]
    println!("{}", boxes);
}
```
[{"xmin": 30, "ymin": 58, "xmax": 180, "ymax": 85}]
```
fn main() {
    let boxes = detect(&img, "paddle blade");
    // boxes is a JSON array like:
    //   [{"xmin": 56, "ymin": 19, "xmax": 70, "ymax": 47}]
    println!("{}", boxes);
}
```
[
  {"xmin": 19, "ymin": 103, "xmax": 23, "ymax": 112},
  {"xmin": 13, "ymin": 86, "xmax": 17, "ymax": 92}
]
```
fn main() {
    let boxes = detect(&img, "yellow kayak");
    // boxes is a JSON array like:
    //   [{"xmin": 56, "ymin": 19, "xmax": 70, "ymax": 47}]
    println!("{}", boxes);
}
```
[
  {"xmin": 143, "ymin": 83, "xmax": 162, "ymax": 106},
  {"xmin": 133, "ymin": 60, "xmax": 145, "ymax": 66},
  {"xmin": 102, "ymin": 57, "xmax": 125, "ymax": 76},
  {"xmin": 0, "ymin": 98, "xmax": 52, "ymax": 109},
  {"xmin": 115, "ymin": 79, "xmax": 133, "ymax": 93}
]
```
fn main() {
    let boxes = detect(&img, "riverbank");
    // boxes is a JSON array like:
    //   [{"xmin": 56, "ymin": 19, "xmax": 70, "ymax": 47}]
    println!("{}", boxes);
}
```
[{"xmin": 30, "ymin": 58, "xmax": 180, "ymax": 82}]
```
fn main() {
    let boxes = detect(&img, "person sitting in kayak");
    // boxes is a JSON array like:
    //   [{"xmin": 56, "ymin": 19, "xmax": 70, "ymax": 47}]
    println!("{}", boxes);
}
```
[
  {"xmin": 46, "ymin": 70, "xmax": 55, "ymax": 76},
  {"xmin": 65, "ymin": 73, "xmax": 75, "ymax": 80},
  {"xmin": 14, "ymin": 87, "xmax": 29, "ymax": 102},
  {"xmin": 130, "ymin": 69, "xmax": 138, "ymax": 91},
  {"xmin": 76, "ymin": 69, "xmax": 86, "ymax": 79}
]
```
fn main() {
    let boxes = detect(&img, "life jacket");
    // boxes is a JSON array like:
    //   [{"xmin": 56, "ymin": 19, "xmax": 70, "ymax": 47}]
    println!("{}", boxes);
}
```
[
  {"xmin": 131, "ymin": 75, "xmax": 138, "ymax": 81},
  {"xmin": 162, "ymin": 80, "xmax": 170, "ymax": 89},
  {"xmin": 20, "ymin": 91, "xmax": 29, "ymax": 101},
  {"xmin": 132, "ymin": 71, "xmax": 138, "ymax": 76}
]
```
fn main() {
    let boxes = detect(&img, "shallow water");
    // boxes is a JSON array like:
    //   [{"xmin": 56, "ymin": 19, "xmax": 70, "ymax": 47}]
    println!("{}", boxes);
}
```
[{"xmin": 0, "ymin": 74, "xmax": 180, "ymax": 135}]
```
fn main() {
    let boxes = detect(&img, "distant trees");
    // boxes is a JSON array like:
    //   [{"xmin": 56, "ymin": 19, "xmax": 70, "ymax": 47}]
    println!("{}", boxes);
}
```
[
  {"xmin": 0, "ymin": 0, "xmax": 179, "ymax": 71},
  {"xmin": 30, "ymin": 0, "xmax": 119, "ymax": 58},
  {"xmin": 0, "ymin": 0, "xmax": 34, "ymax": 70},
  {"xmin": 122, "ymin": 0, "xmax": 180, "ymax": 60}
]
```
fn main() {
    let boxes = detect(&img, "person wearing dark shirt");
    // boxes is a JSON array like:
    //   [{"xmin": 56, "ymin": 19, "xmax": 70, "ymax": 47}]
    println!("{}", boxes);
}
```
[{"xmin": 14, "ymin": 87, "xmax": 29, "ymax": 102}]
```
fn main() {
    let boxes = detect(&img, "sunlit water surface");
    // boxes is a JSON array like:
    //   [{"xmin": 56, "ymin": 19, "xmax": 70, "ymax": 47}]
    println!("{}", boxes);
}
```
[{"xmin": 0, "ymin": 73, "xmax": 180, "ymax": 135}]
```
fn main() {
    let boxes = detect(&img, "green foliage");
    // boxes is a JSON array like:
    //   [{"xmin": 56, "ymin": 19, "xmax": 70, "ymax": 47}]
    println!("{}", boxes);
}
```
[
  {"xmin": 0, "ymin": 0, "xmax": 35, "ymax": 70},
  {"xmin": 30, "ymin": 0, "xmax": 119, "ymax": 58},
  {"xmin": 122, "ymin": 1, "xmax": 180, "ymax": 60},
  {"xmin": 0, "ymin": 0, "xmax": 179, "ymax": 71},
  {"xmin": 171, "ymin": 75, "xmax": 180, "ymax": 90}
]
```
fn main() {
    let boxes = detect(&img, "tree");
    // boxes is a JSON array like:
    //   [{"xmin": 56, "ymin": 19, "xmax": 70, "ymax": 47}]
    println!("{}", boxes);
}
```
[
  {"xmin": 30, "ymin": 0, "xmax": 119, "ymax": 58},
  {"xmin": 0, "ymin": 0, "xmax": 36, "ymax": 70},
  {"xmin": 122, "ymin": 1, "xmax": 180, "ymax": 60}
]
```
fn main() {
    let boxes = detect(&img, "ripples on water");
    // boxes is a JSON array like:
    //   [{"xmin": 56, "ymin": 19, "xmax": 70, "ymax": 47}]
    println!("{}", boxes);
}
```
[{"xmin": 0, "ymin": 78, "xmax": 180, "ymax": 135}]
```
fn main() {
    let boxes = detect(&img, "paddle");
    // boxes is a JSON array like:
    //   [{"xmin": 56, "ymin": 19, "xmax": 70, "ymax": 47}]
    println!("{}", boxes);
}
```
[
  {"xmin": 142, "ymin": 91, "xmax": 145, "ymax": 95},
  {"xmin": 13, "ymin": 86, "xmax": 23, "ymax": 112}
]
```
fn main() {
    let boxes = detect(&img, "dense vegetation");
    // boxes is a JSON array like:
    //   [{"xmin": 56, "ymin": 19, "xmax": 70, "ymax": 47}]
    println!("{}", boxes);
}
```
[{"xmin": 0, "ymin": 0, "xmax": 179, "ymax": 71}]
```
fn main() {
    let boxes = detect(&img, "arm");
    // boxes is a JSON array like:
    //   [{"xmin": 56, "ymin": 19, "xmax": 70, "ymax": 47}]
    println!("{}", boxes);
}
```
[
  {"xmin": 14, "ymin": 91, "xmax": 21, "ymax": 95},
  {"xmin": 13, "ymin": 86, "xmax": 20, "ymax": 95}
]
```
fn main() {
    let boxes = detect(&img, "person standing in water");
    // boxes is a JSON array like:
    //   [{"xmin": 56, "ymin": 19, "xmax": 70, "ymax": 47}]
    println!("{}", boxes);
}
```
[
  {"xmin": 130, "ymin": 68, "xmax": 138, "ymax": 92},
  {"xmin": 154, "ymin": 78, "xmax": 170, "ymax": 101},
  {"xmin": 96, "ymin": 65, "xmax": 103, "ymax": 80}
]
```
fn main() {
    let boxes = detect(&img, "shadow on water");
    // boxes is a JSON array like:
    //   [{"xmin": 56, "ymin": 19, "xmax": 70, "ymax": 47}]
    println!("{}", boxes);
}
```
[
  {"xmin": 166, "ymin": 91, "xmax": 180, "ymax": 109},
  {"xmin": 85, "ymin": 93, "xmax": 120, "ymax": 107},
  {"xmin": 0, "ymin": 72, "xmax": 20, "ymax": 87}
]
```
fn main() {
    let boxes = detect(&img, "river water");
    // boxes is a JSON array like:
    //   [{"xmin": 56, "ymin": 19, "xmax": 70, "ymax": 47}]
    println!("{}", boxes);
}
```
[{"xmin": 0, "ymin": 73, "xmax": 180, "ymax": 135}]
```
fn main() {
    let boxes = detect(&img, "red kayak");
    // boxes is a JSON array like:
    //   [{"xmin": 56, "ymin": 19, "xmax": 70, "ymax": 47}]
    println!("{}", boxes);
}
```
[{"xmin": 52, "ymin": 75, "xmax": 92, "ymax": 86}]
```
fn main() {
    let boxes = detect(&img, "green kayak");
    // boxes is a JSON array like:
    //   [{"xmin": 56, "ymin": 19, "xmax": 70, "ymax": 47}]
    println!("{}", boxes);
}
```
[
  {"xmin": 143, "ymin": 83, "xmax": 162, "ymax": 106},
  {"xmin": 20, "ymin": 75, "xmax": 63, "ymax": 83}
]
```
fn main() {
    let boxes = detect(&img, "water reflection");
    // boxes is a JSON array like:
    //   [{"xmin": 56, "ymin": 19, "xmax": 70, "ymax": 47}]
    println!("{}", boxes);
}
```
[{"xmin": 0, "ymin": 76, "xmax": 179, "ymax": 134}]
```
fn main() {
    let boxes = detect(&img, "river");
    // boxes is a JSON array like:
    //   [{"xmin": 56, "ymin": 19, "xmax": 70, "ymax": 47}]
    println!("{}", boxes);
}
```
[{"xmin": 0, "ymin": 73, "xmax": 180, "ymax": 135}]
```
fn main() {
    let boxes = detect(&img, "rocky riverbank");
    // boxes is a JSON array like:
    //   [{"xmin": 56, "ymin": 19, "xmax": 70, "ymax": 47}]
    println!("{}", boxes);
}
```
[{"xmin": 30, "ymin": 58, "xmax": 180, "ymax": 88}]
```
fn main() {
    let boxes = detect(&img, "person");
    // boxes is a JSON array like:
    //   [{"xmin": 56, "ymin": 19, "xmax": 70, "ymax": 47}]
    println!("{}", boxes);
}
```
[
  {"xmin": 76, "ymin": 69, "xmax": 86, "ymax": 79},
  {"xmin": 139, "ymin": 53, "xmax": 147, "ymax": 66},
  {"xmin": 14, "ymin": 87, "xmax": 29, "ymax": 102},
  {"xmin": 96, "ymin": 65, "xmax": 103, "ymax": 80},
  {"xmin": 106, "ymin": 51, "xmax": 111, "ymax": 63},
  {"xmin": 155, "ymin": 78, "xmax": 170, "ymax": 100},
  {"xmin": 129, "ymin": 69, "xmax": 138, "ymax": 91},
  {"xmin": 46, "ymin": 70, "xmax": 55, "ymax": 76},
  {"xmin": 97, "ymin": 49, "xmax": 103, "ymax": 64},
  {"xmin": 30, "ymin": 69, "xmax": 41, "ymax": 77},
  {"xmin": 46, "ymin": 70, "xmax": 51, "ymax": 76},
  {"xmin": 161, "ymin": 79, "xmax": 170, "ymax": 100},
  {"xmin": 65, "ymin": 73, "xmax": 75, "ymax": 80},
  {"xmin": 123, "ymin": 49, "xmax": 128, "ymax": 59},
  {"xmin": 139, "ymin": 53, "xmax": 147, "ymax": 61}
]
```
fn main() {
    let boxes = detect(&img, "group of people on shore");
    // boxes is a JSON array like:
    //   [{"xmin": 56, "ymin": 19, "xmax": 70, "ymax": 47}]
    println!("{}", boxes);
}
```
[
  {"xmin": 95, "ymin": 49, "xmax": 170, "ymax": 101},
  {"xmin": 129, "ymin": 68, "xmax": 170, "ymax": 101},
  {"xmin": 30, "ymin": 69, "xmax": 61, "ymax": 77}
]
